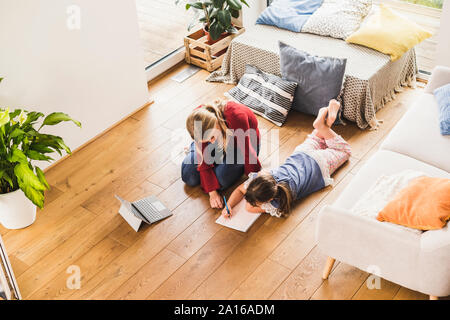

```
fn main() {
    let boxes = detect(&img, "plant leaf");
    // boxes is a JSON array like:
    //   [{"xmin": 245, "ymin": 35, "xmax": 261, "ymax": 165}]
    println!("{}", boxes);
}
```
[
  {"xmin": 53, "ymin": 136, "xmax": 72, "ymax": 154},
  {"xmin": 228, "ymin": 26, "xmax": 239, "ymax": 33},
  {"xmin": 18, "ymin": 183, "xmax": 44, "ymax": 209},
  {"xmin": 22, "ymin": 111, "xmax": 44, "ymax": 127},
  {"xmin": 210, "ymin": 8, "xmax": 218, "ymax": 18},
  {"xmin": 226, "ymin": 0, "xmax": 242, "ymax": 10},
  {"xmin": 190, "ymin": 2, "xmax": 205, "ymax": 9},
  {"xmin": 29, "ymin": 143, "xmax": 54, "ymax": 154},
  {"xmin": 25, "ymin": 150, "xmax": 53, "ymax": 162},
  {"xmin": 9, "ymin": 109, "xmax": 21, "ymax": 119},
  {"xmin": 7, "ymin": 147, "xmax": 28, "ymax": 164},
  {"xmin": 9, "ymin": 128, "xmax": 26, "ymax": 138},
  {"xmin": 209, "ymin": 20, "xmax": 224, "ymax": 40},
  {"xmin": 0, "ymin": 108, "xmax": 10, "ymax": 127},
  {"xmin": 217, "ymin": 10, "xmax": 231, "ymax": 27},
  {"xmin": 33, "ymin": 134, "xmax": 64, "ymax": 156},
  {"xmin": 2, "ymin": 171, "xmax": 14, "ymax": 188},
  {"xmin": 240, "ymin": 0, "xmax": 249, "ymax": 7},
  {"xmin": 14, "ymin": 163, "xmax": 46, "ymax": 191},
  {"xmin": 230, "ymin": 8, "xmax": 240, "ymax": 18},
  {"xmin": 212, "ymin": 0, "xmax": 225, "ymax": 8},
  {"xmin": 40, "ymin": 112, "xmax": 81, "ymax": 129},
  {"xmin": 35, "ymin": 167, "xmax": 50, "ymax": 190}
]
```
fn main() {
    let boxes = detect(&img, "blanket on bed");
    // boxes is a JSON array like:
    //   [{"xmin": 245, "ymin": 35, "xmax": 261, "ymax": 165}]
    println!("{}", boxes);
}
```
[{"xmin": 207, "ymin": 24, "xmax": 417, "ymax": 129}]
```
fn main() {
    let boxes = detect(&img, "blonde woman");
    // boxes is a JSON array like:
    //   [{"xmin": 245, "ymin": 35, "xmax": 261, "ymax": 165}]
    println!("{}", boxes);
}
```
[{"xmin": 182, "ymin": 100, "xmax": 261, "ymax": 209}]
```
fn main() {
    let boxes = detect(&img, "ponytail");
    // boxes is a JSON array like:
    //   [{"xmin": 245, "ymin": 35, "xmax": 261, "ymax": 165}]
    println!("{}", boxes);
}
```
[
  {"xmin": 245, "ymin": 173, "xmax": 293, "ymax": 215},
  {"xmin": 275, "ymin": 183, "xmax": 292, "ymax": 215}
]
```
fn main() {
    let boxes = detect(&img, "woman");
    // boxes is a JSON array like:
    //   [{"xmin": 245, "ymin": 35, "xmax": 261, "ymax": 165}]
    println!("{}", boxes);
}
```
[
  {"xmin": 182, "ymin": 99, "xmax": 261, "ymax": 209},
  {"xmin": 221, "ymin": 100, "xmax": 351, "ymax": 218}
]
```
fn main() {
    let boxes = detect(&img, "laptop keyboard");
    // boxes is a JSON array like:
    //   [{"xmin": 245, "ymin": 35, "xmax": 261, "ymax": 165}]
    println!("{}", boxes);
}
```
[{"xmin": 133, "ymin": 198, "xmax": 165, "ymax": 223}]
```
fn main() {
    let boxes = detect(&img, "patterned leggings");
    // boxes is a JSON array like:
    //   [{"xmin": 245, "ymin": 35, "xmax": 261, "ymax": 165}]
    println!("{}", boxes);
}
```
[{"xmin": 295, "ymin": 133, "xmax": 352, "ymax": 181}]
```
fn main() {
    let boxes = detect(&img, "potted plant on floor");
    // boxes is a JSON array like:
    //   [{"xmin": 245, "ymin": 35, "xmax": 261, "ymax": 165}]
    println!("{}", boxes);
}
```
[
  {"xmin": 178, "ymin": 0, "xmax": 249, "ymax": 42},
  {"xmin": 0, "ymin": 78, "xmax": 81, "ymax": 229}
]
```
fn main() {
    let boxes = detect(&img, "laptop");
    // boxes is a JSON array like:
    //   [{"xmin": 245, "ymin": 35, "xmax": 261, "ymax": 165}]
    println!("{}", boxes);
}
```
[{"xmin": 115, "ymin": 195, "xmax": 172, "ymax": 231}]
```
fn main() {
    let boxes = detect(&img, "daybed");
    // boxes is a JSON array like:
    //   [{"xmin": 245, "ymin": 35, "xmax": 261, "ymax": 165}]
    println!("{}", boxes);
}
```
[{"xmin": 208, "ymin": 24, "xmax": 417, "ymax": 129}]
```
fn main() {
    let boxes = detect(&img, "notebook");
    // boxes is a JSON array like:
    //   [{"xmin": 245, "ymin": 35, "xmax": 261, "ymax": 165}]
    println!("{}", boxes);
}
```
[{"xmin": 216, "ymin": 199, "xmax": 261, "ymax": 232}]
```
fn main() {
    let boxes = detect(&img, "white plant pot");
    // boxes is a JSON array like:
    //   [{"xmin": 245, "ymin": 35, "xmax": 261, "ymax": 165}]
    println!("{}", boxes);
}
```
[{"xmin": 0, "ymin": 189, "xmax": 36, "ymax": 230}]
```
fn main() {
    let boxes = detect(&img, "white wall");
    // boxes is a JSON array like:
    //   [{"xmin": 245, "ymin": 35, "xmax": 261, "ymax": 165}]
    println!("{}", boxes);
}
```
[
  {"xmin": 233, "ymin": 0, "xmax": 267, "ymax": 28},
  {"xmin": 0, "ymin": 0, "xmax": 149, "ymax": 168},
  {"xmin": 436, "ymin": 0, "xmax": 450, "ymax": 68}
]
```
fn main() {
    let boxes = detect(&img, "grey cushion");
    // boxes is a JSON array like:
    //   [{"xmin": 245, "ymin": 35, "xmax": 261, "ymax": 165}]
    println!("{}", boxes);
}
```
[{"xmin": 279, "ymin": 41, "xmax": 346, "ymax": 117}]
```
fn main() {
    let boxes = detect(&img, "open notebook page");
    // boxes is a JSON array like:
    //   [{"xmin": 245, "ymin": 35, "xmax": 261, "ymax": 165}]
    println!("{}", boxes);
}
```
[{"xmin": 216, "ymin": 199, "xmax": 261, "ymax": 232}]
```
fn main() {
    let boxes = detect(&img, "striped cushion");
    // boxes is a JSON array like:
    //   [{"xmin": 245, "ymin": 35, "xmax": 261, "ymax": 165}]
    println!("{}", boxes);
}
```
[{"xmin": 225, "ymin": 65, "xmax": 297, "ymax": 126}]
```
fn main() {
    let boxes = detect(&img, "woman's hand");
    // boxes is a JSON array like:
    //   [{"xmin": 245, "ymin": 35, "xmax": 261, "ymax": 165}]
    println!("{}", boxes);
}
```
[
  {"xmin": 221, "ymin": 206, "xmax": 233, "ymax": 219},
  {"xmin": 209, "ymin": 190, "xmax": 223, "ymax": 209}
]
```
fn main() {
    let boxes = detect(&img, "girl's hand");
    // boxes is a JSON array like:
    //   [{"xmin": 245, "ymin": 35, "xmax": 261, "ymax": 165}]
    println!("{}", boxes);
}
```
[
  {"xmin": 221, "ymin": 207, "xmax": 233, "ymax": 219},
  {"xmin": 209, "ymin": 190, "xmax": 223, "ymax": 209}
]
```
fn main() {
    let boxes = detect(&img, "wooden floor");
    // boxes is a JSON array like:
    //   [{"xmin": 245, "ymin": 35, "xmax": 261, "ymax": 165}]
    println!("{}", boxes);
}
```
[
  {"xmin": 136, "ymin": 0, "xmax": 193, "ymax": 67},
  {"xmin": 0, "ymin": 63, "xmax": 436, "ymax": 300}
]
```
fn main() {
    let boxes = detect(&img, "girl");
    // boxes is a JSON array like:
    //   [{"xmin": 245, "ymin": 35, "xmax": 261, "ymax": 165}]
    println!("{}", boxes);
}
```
[
  {"xmin": 222, "ymin": 100, "xmax": 351, "ymax": 218},
  {"xmin": 182, "ymin": 99, "xmax": 261, "ymax": 209}
]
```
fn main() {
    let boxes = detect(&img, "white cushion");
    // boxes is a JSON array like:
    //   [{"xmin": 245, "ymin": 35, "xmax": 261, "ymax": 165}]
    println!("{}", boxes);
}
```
[
  {"xmin": 334, "ymin": 150, "xmax": 450, "ymax": 210},
  {"xmin": 350, "ymin": 170, "xmax": 426, "ymax": 234},
  {"xmin": 380, "ymin": 93, "xmax": 450, "ymax": 172},
  {"xmin": 302, "ymin": 0, "xmax": 372, "ymax": 40}
]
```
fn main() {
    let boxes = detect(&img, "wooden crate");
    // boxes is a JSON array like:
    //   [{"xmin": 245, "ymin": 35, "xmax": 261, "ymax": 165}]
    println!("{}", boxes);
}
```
[{"xmin": 184, "ymin": 26, "xmax": 245, "ymax": 72}]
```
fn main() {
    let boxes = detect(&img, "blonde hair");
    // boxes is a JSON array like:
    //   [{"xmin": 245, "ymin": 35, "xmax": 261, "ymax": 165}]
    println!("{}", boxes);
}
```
[{"xmin": 186, "ymin": 99, "xmax": 230, "ymax": 150}]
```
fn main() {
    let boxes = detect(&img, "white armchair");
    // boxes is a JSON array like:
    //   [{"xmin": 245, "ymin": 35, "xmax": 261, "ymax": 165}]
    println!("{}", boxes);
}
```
[
  {"xmin": 316, "ymin": 65, "xmax": 450, "ymax": 300},
  {"xmin": 317, "ymin": 204, "xmax": 450, "ymax": 299},
  {"xmin": 424, "ymin": 65, "xmax": 450, "ymax": 93}
]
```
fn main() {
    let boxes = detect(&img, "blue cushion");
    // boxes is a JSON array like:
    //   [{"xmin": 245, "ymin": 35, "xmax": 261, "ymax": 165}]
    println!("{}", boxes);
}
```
[
  {"xmin": 279, "ymin": 41, "xmax": 347, "ymax": 119},
  {"xmin": 434, "ymin": 83, "xmax": 450, "ymax": 135},
  {"xmin": 256, "ymin": 0, "xmax": 324, "ymax": 33}
]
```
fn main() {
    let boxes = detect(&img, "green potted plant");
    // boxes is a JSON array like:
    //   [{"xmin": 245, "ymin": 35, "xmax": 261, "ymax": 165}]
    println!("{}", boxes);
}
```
[
  {"xmin": 178, "ymin": 0, "xmax": 249, "ymax": 42},
  {"xmin": 0, "ymin": 78, "xmax": 81, "ymax": 229}
]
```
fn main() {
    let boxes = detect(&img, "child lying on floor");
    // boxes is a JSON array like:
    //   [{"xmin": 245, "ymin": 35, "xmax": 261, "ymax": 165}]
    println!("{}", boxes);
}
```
[{"xmin": 222, "ymin": 100, "xmax": 352, "ymax": 218}]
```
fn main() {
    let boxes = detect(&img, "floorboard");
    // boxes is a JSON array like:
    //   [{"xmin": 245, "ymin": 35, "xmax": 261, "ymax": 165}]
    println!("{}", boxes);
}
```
[{"xmin": 0, "ymin": 62, "xmax": 437, "ymax": 300}]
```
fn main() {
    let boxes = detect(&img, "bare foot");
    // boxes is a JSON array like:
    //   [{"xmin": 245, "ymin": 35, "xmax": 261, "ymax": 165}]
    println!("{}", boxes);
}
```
[
  {"xmin": 313, "ymin": 107, "xmax": 328, "ymax": 130},
  {"xmin": 327, "ymin": 99, "xmax": 341, "ymax": 127}
]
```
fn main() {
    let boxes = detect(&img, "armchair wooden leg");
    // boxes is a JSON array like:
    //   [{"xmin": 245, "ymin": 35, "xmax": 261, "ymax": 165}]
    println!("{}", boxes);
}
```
[
  {"xmin": 430, "ymin": 296, "xmax": 438, "ymax": 300},
  {"xmin": 322, "ymin": 257, "xmax": 336, "ymax": 280}
]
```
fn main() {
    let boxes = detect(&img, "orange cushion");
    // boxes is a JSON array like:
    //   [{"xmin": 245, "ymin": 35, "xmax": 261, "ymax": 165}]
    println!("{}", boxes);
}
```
[{"xmin": 377, "ymin": 177, "xmax": 450, "ymax": 230}]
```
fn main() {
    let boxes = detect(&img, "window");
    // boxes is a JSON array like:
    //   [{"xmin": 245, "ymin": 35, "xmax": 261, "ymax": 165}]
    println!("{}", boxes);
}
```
[
  {"xmin": 135, "ymin": 0, "xmax": 195, "ymax": 81},
  {"xmin": 376, "ymin": 0, "xmax": 442, "ymax": 76},
  {"xmin": 399, "ymin": 0, "xmax": 443, "ymax": 9}
]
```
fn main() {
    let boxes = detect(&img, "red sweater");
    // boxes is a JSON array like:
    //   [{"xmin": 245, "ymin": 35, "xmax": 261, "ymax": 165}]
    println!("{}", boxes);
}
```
[{"xmin": 197, "ymin": 101, "xmax": 261, "ymax": 192}]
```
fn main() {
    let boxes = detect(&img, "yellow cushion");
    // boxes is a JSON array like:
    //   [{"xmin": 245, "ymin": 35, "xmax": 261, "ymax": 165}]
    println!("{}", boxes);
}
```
[{"xmin": 346, "ymin": 4, "xmax": 432, "ymax": 61}]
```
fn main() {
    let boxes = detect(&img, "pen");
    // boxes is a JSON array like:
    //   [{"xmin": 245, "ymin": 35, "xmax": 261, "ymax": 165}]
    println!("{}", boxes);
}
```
[{"xmin": 223, "ymin": 196, "xmax": 231, "ymax": 217}]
